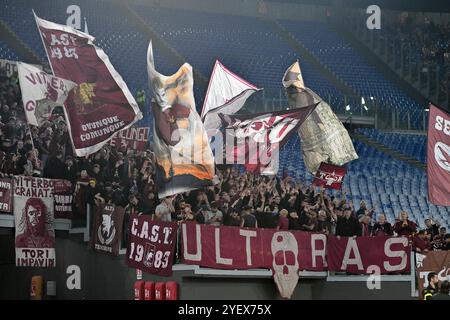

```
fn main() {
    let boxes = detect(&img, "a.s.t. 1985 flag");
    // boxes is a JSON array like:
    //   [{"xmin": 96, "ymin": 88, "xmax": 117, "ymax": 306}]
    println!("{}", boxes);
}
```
[
  {"xmin": 17, "ymin": 62, "xmax": 76, "ymax": 126},
  {"xmin": 427, "ymin": 104, "xmax": 450, "ymax": 206},
  {"xmin": 34, "ymin": 13, "xmax": 142, "ymax": 157},
  {"xmin": 147, "ymin": 42, "xmax": 215, "ymax": 198}
]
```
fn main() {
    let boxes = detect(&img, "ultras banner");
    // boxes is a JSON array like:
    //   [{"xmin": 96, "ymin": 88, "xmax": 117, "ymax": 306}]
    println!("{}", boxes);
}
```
[
  {"xmin": 90, "ymin": 204, "xmax": 124, "ymax": 256},
  {"xmin": 34, "ymin": 13, "xmax": 142, "ymax": 157},
  {"xmin": 427, "ymin": 104, "xmax": 450, "ymax": 206},
  {"xmin": 147, "ymin": 42, "xmax": 215, "ymax": 198},
  {"xmin": 181, "ymin": 223, "xmax": 411, "ymax": 274},
  {"xmin": 126, "ymin": 214, "xmax": 178, "ymax": 276},
  {"xmin": 14, "ymin": 176, "xmax": 55, "ymax": 267},
  {"xmin": 326, "ymin": 235, "xmax": 410, "ymax": 274}
]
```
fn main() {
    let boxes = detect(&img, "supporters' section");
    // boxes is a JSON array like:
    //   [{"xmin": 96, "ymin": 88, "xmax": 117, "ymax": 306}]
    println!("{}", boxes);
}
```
[{"xmin": 0, "ymin": 0, "xmax": 449, "ymax": 301}]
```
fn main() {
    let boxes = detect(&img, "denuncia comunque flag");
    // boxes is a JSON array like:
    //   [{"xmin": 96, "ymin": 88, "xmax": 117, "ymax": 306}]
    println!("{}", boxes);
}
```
[
  {"xmin": 202, "ymin": 60, "xmax": 262, "ymax": 142},
  {"xmin": 220, "ymin": 105, "xmax": 317, "ymax": 175},
  {"xmin": 14, "ymin": 176, "xmax": 55, "ymax": 267},
  {"xmin": 34, "ymin": 13, "xmax": 142, "ymax": 157},
  {"xmin": 427, "ymin": 104, "xmax": 450, "ymax": 206},
  {"xmin": 147, "ymin": 42, "xmax": 215, "ymax": 198},
  {"xmin": 17, "ymin": 62, "xmax": 77, "ymax": 126},
  {"xmin": 312, "ymin": 162, "xmax": 347, "ymax": 190},
  {"xmin": 283, "ymin": 61, "xmax": 358, "ymax": 173}
]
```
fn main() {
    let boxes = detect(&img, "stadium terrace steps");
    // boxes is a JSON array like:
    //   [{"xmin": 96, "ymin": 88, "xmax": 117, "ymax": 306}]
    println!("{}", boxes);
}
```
[
  {"xmin": 0, "ymin": 19, "xmax": 40, "ymax": 64},
  {"xmin": 336, "ymin": 22, "xmax": 430, "ymax": 112},
  {"xmin": 267, "ymin": 18, "xmax": 357, "ymax": 98},
  {"xmin": 351, "ymin": 132, "xmax": 426, "ymax": 171}
]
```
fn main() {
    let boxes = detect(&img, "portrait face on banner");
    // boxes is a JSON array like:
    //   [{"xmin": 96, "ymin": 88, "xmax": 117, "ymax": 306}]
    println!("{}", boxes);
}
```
[{"xmin": 15, "ymin": 197, "xmax": 55, "ymax": 248}]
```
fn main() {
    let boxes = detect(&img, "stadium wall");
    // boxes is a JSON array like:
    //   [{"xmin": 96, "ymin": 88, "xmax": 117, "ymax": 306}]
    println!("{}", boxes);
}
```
[{"xmin": 0, "ymin": 231, "xmax": 414, "ymax": 300}]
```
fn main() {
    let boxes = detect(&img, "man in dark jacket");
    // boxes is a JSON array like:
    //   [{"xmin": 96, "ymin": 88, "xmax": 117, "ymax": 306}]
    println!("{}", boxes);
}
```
[
  {"xmin": 372, "ymin": 213, "xmax": 393, "ymax": 236},
  {"xmin": 43, "ymin": 151, "xmax": 68, "ymax": 179},
  {"xmin": 336, "ymin": 208, "xmax": 360, "ymax": 237},
  {"xmin": 423, "ymin": 272, "xmax": 439, "ymax": 300}
]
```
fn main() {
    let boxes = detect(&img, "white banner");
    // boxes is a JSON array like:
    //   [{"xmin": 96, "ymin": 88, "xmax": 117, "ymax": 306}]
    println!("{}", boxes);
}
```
[
  {"xmin": 17, "ymin": 62, "xmax": 76, "ymax": 126},
  {"xmin": 14, "ymin": 176, "xmax": 56, "ymax": 267}
]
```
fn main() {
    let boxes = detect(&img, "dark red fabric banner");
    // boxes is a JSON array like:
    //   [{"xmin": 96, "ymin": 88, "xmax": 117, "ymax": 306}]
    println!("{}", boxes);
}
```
[
  {"xmin": 312, "ymin": 162, "xmax": 347, "ymax": 190},
  {"xmin": 427, "ymin": 104, "xmax": 450, "ymax": 206},
  {"xmin": 415, "ymin": 251, "xmax": 450, "ymax": 299},
  {"xmin": 126, "ymin": 215, "xmax": 178, "ymax": 277},
  {"xmin": 327, "ymin": 235, "xmax": 411, "ymax": 274},
  {"xmin": 35, "ymin": 14, "xmax": 142, "ymax": 157},
  {"xmin": 0, "ymin": 178, "xmax": 13, "ymax": 214},
  {"xmin": 181, "ymin": 223, "xmax": 411, "ymax": 274},
  {"xmin": 181, "ymin": 222, "xmax": 327, "ymax": 271},
  {"xmin": 53, "ymin": 180, "xmax": 72, "ymax": 219}
]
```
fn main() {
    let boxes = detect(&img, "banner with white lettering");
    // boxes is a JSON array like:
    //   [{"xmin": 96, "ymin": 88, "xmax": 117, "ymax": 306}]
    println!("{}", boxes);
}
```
[
  {"xmin": 181, "ymin": 222, "xmax": 326, "ymax": 271},
  {"xmin": 17, "ymin": 62, "xmax": 77, "ymax": 126},
  {"xmin": 312, "ymin": 162, "xmax": 347, "ymax": 190},
  {"xmin": 126, "ymin": 215, "xmax": 177, "ymax": 276},
  {"xmin": 14, "ymin": 176, "xmax": 55, "ymax": 267},
  {"xmin": 110, "ymin": 126, "xmax": 150, "ymax": 151},
  {"xmin": 427, "ymin": 104, "xmax": 450, "ymax": 206},
  {"xmin": 415, "ymin": 251, "xmax": 450, "ymax": 299},
  {"xmin": 91, "ymin": 204, "xmax": 124, "ymax": 256},
  {"xmin": 0, "ymin": 178, "xmax": 13, "ymax": 214},
  {"xmin": 53, "ymin": 180, "xmax": 72, "ymax": 219},
  {"xmin": 34, "ymin": 13, "xmax": 142, "ymax": 157},
  {"xmin": 181, "ymin": 223, "xmax": 411, "ymax": 274},
  {"xmin": 327, "ymin": 235, "xmax": 410, "ymax": 274}
]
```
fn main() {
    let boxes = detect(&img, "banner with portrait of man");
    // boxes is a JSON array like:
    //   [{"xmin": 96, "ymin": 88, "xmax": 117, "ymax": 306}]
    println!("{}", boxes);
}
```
[
  {"xmin": 147, "ymin": 41, "xmax": 215, "ymax": 198},
  {"xmin": 90, "ymin": 204, "xmax": 124, "ymax": 256},
  {"xmin": 14, "ymin": 176, "xmax": 55, "ymax": 267}
]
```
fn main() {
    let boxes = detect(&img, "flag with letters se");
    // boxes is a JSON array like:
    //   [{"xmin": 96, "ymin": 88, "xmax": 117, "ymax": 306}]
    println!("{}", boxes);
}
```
[
  {"xmin": 427, "ymin": 104, "xmax": 450, "ymax": 206},
  {"xmin": 312, "ymin": 162, "xmax": 347, "ymax": 190},
  {"xmin": 34, "ymin": 13, "xmax": 142, "ymax": 157}
]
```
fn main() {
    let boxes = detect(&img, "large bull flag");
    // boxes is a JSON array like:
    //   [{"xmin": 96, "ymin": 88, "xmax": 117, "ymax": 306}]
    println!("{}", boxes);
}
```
[
  {"xmin": 147, "ymin": 42, "xmax": 215, "ymax": 198},
  {"xmin": 283, "ymin": 61, "xmax": 358, "ymax": 173},
  {"xmin": 427, "ymin": 104, "xmax": 450, "ymax": 206},
  {"xmin": 17, "ymin": 62, "xmax": 77, "ymax": 126},
  {"xmin": 34, "ymin": 13, "xmax": 142, "ymax": 157},
  {"xmin": 220, "ymin": 105, "xmax": 317, "ymax": 175},
  {"xmin": 202, "ymin": 60, "xmax": 262, "ymax": 142}
]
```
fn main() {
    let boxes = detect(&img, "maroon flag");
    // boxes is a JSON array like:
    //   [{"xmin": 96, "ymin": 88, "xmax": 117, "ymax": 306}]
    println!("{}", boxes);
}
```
[
  {"xmin": 220, "ymin": 105, "xmax": 317, "ymax": 174},
  {"xmin": 0, "ymin": 178, "xmax": 13, "ymax": 214},
  {"xmin": 91, "ymin": 204, "xmax": 125, "ymax": 256},
  {"xmin": 427, "ymin": 104, "xmax": 450, "ymax": 206},
  {"xmin": 53, "ymin": 180, "xmax": 73, "ymax": 219},
  {"xmin": 126, "ymin": 215, "xmax": 178, "ymax": 277},
  {"xmin": 312, "ymin": 162, "xmax": 347, "ymax": 190},
  {"xmin": 34, "ymin": 13, "xmax": 142, "ymax": 157}
]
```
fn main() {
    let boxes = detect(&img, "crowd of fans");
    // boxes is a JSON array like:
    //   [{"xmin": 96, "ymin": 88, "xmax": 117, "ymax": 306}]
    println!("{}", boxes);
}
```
[{"xmin": 0, "ymin": 74, "xmax": 449, "ymax": 253}]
